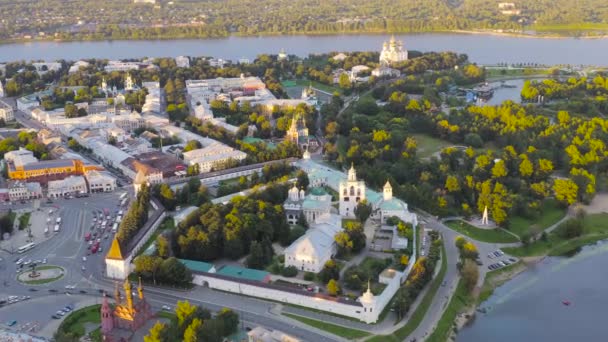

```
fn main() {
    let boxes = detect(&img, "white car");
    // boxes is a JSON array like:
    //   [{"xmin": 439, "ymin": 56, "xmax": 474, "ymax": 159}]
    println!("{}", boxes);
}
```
[
  {"xmin": 162, "ymin": 305, "xmax": 171, "ymax": 311},
  {"xmin": 82, "ymin": 256, "xmax": 87, "ymax": 262},
  {"xmin": 15, "ymin": 258, "xmax": 24, "ymax": 265},
  {"xmin": 42, "ymin": 258, "xmax": 47, "ymax": 264}
]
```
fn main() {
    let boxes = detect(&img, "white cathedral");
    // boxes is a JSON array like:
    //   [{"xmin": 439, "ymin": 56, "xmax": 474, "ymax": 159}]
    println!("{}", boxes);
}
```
[
  {"xmin": 379, "ymin": 36, "xmax": 408, "ymax": 66},
  {"xmin": 284, "ymin": 162, "xmax": 417, "ymax": 274}
]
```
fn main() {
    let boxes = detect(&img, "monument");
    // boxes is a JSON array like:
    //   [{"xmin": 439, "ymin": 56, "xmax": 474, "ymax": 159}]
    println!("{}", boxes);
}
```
[{"xmin": 482, "ymin": 205, "xmax": 489, "ymax": 226}]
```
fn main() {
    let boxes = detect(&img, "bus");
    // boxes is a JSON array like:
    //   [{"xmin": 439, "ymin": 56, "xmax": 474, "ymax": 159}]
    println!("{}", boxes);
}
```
[
  {"xmin": 56, "ymin": 217, "xmax": 61, "ymax": 224},
  {"xmin": 54, "ymin": 224, "xmax": 60, "ymax": 232},
  {"xmin": 119, "ymin": 193, "xmax": 127, "ymax": 201},
  {"xmin": 118, "ymin": 210, "xmax": 123, "ymax": 216},
  {"xmin": 120, "ymin": 198, "xmax": 128, "ymax": 207},
  {"xmin": 112, "ymin": 222, "xmax": 118, "ymax": 233},
  {"xmin": 17, "ymin": 243, "xmax": 36, "ymax": 254}
]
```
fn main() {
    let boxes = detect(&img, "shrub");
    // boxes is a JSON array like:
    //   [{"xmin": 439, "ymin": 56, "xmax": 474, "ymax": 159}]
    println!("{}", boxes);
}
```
[
  {"xmin": 303, "ymin": 272, "xmax": 315, "ymax": 281},
  {"xmin": 281, "ymin": 266, "xmax": 298, "ymax": 277}
]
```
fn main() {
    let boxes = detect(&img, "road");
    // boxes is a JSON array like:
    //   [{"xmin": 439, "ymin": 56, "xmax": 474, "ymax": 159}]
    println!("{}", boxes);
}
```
[{"xmin": 0, "ymin": 191, "xmax": 340, "ymax": 342}]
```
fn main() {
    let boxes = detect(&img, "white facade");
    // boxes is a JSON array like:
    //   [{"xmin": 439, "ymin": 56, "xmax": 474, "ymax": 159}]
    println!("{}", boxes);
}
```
[
  {"xmin": 339, "ymin": 165, "xmax": 366, "ymax": 217},
  {"xmin": 68, "ymin": 60, "xmax": 90, "ymax": 74},
  {"xmin": 32, "ymin": 62, "xmax": 61, "ymax": 74},
  {"xmin": 0, "ymin": 100, "xmax": 14, "ymax": 122},
  {"xmin": 284, "ymin": 214, "xmax": 341, "ymax": 273},
  {"xmin": 175, "ymin": 56, "xmax": 190, "ymax": 68},
  {"xmin": 85, "ymin": 170, "xmax": 117, "ymax": 193},
  {"xmin": 187, "ymin": 149, "xmax": 247, "ymax": 173},
  {"xmin": 192, "ymin": 269, "xmax": 379, "ymax": 323},
  {"xmin": 104, "ymin": 61, "xmax": 142, "ymax": 72},
  {"xmin": 0, "ymin": 80, "xmax": 4, "ymax": 97},
  {"xmin": 47, "ymin": 176, "xmax": 88, "ymax": 198},
  {"xmin": 372, "ymin": 66, "xmax": 401, "ymax": 78},
  {"xmin": 4, "ymin": 147, "xmax": 38, "ymax": 168},
  {"xmin": 8, "ymin": 182, "xmax": 42, "ymax": 201},
  {"xmin": 379, "ymin": 36, "xmax": 408, "ymax": 66}
]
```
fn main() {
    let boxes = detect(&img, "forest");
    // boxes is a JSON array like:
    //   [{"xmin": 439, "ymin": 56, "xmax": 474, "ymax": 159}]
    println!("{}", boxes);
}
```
[{"xmin": 2, "ymin": 0, "xmax": 608, "ymax": 42}]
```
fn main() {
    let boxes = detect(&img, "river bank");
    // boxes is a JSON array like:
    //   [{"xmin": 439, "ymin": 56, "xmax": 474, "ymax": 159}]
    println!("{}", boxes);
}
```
[
  {"xmin": 1, "ymin": 28, "xmax": 607, "ymax": 48},
  {"xmin": 457, "ymin": 239, "xmax": 608, "ymax": 342}
]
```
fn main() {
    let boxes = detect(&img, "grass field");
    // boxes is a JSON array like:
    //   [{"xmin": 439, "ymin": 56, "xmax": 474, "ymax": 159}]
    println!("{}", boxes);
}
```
[
  {"xmin": 426, "ymin": 279, "xmax": 473, "ymax": 342},
  {"xmin": 446, "ymin": 220, "xmax": 519, "ymax": 243},
  {"xmin": 503, "ymin": 213, "xmax": 608, "ymax": 257},
  {"xmin": 57, "ymin": 304, "xmax": 101, "ymax": 338},
  {"xmin": 283, "ymin": 313, "xmax": 370, "ymax": 339},
  {"xmin": 18, "ymin": 265, "xmax": 65, "ymax": 285},
  {"xmin": 411, "ymin": 133, "xmax": 452, "ymax": 159},
  {"xmin": 282, "ymin": 79, "xmax": 342, "ymax": 95},
  {"xmin": 507, "ymin": 199, "xmax": 565, "ymax": 238},
  {"xmin": 532, "ymin": 23, "xmax": 608, "ymax": 32},
  {"xmin": 366, "ymin": 242, "xmax": 447, "ymax": 342}
]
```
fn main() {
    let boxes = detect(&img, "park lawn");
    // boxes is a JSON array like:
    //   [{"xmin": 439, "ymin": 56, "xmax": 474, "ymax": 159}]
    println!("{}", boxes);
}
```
[
  {"xmin": 532, "ymin": 22, "xmax": 608, "ymax": 32},
  {"xmin": 426, "ymin": 279, "xmax": 474, "ymax": 342},
  {"xmin": 18, "ymin": 212, "xmax": 31, "ymax": 230},
  {"xmin": 283, "ymin": 313, "xmax": 370, "ymax": 339},
  {"xmin": 503, "ymin": 213, "xmax": 608, "ymax": 257},
  {"xmin": 57, "ymin": 304, "xmax": 101, "ymax": 338},
  {"xmin": 507, "ymin": 199, "xmax": 565, "ymax": 238},
  {"xmin": 294, "ymin": 79, "xmax": 342, "ymax": 95},
  {"xmin": 445, "ymin": 220, "xmax": 519, "ymax": 243},
  {"xmin": 366, "ymin": 242, "xmax": 448, "ymax": 342},
  {"xmin": 485, "ymin": 68, "xmax": 552, "ymax": 79},
  {"xmin": 411, "ymin": 133, "xmax": 452, "ymax": 159}
]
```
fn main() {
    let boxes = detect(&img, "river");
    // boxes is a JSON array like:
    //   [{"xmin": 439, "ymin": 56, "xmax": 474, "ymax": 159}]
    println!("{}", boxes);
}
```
[
  {"xmin": 0, "ymin": 33, "xmax": 607, "ymax": 65},
  {"xmin": 457, "ymin": 242, "xmax": 608, "ymax": 342}
]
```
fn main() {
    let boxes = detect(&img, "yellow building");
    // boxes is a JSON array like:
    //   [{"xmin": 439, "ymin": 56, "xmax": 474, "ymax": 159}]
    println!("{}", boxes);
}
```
[{"xmin": 7, "ymin": 159, "xmax": 102, "ymax": 181}]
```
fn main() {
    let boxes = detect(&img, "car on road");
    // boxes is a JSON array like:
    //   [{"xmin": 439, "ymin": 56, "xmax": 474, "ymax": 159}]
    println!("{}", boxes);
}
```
[
  {"xmin": 487, "ymin": 253, "xmax": 494, "ymax": 259},
  {"xmin": 23, "ymin": 259, "xmax": 31, "ymax": 266},
  {"xmin": 82, "ymin": 256, "xmax": 87, "ymax": 262},
  {"xmin": 509, "ymin": 257, "xmax": 517, "ymax": 263},
  {"xmin": 161, "ymin": 305, "xmax": 171, "ymax": 311},
  {"xmin": 6, "ymin": 320, "xmax": 17, "ymax": 327},
  {"xmin": 476, "ymin": 260, "xmax": 483, "ymax": 266},
  {"xmin": 51, "ymin": 315, "xmax": 60, "ymax": 319},
  {"xmin": 15, "ymin": 258, "xmax": 24, "ymax": 265},
  {"xmin": 34, "ymin": 259, "xmax": 41, "ymax": 264},
  {"xmin": 56, "ymin": 310, "xmax": 65, "ymax": 316}
]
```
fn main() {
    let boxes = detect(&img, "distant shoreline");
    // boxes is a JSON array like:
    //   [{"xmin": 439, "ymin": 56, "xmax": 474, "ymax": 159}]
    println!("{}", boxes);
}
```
[{"xmin": 1, "ymin": 29, "xmax": 607, "ymax": 47}]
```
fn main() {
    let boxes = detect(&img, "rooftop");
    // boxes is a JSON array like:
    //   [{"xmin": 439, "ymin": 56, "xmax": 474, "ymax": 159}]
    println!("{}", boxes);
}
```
[
  {"xmin": 22, "ymin": 159, "xmax": 76, "ymax": 171},
  {"xmin": 215, "ymin": 265, "xmax": 269, "ymax": 282},
  {"xmin": 179, "ymin": 259, "xmax": 215, "ymax": 274}
]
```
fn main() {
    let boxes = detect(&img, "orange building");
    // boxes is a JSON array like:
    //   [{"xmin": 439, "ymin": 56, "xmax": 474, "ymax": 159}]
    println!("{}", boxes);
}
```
[{"xmin": 7, "ymin": 159, "xmax": 102, "ymax": 182}]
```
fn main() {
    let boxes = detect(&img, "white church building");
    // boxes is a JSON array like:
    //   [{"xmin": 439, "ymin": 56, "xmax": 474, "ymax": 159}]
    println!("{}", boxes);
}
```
[
  {"xmin": 379, "ymin": 36, "xmax": 408, "ymax": 66},
  {"xmin": 284, "ymin": 214, "xmax": 342, "ymax": 273},
  {"xmin": 339, "ymin": 164, "xmax": 366, "ymax": 218}
]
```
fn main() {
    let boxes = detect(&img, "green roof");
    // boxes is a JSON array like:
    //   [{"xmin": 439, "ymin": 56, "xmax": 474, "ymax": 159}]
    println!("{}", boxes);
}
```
[
  {"xmin": 242, "ymin": 137, "xmax": 264, "ymax": 144},
  {"xmin": 179, "ymin": 259, "xmax": 215, "ymax": 273},
  {"xmin": 380, "ymin": 199, "xmax": 404, "ymax": 211},
  {"xmin": 216, "ymin": 265, "xmax": 269, "ymax": 282},
  {"xmin": 309, "ymin": 187, "xmax": 327, "ymax": 196}
]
